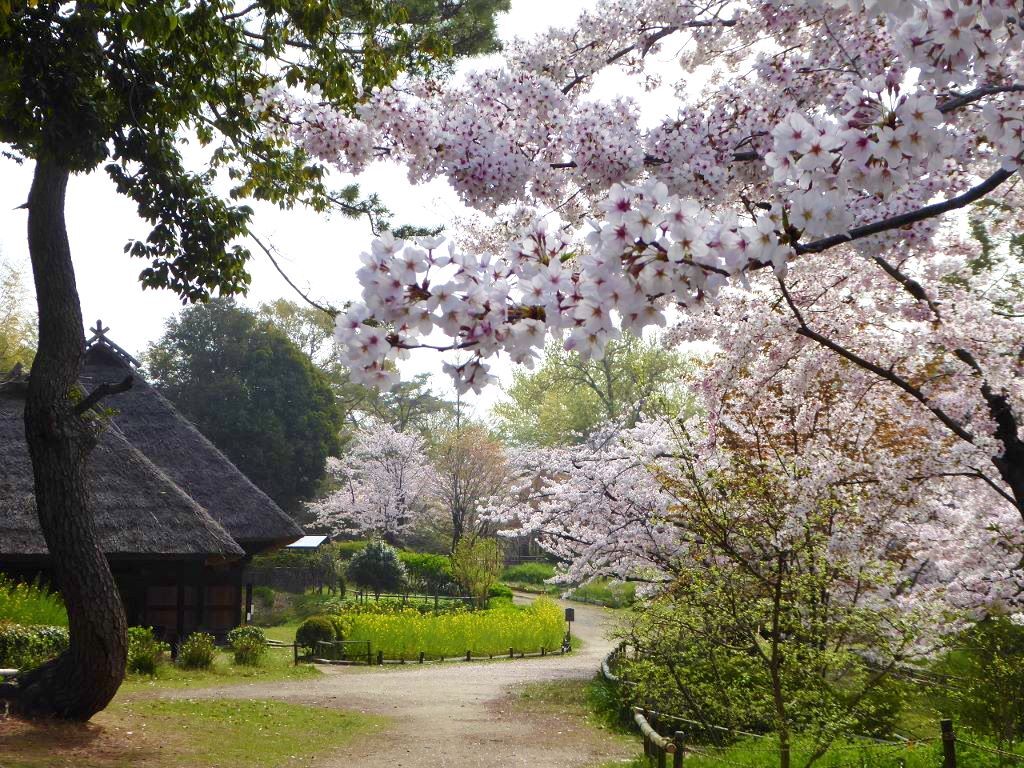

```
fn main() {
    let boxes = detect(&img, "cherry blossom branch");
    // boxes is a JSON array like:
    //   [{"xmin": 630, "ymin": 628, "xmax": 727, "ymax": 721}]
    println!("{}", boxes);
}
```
[
  {"xmin": 794, "ymin": 168, "xmax": 1016, "ymax": 256},
  {"xmin": 776, "ymin": 276, "xmax": 975, "ymax": 444},
  {"xmin": 938, "ymin": 83, "xmax": 1024, "ymax": 114},
  {"xmin": 560, "ymin": 18, "xmax": 738, "ymax": 95}
]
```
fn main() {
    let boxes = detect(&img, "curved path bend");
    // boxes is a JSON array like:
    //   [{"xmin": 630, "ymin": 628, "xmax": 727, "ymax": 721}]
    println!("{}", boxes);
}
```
[{"xmin": 159, "ymin": 595, "xmax": 632, "ymax": 768}]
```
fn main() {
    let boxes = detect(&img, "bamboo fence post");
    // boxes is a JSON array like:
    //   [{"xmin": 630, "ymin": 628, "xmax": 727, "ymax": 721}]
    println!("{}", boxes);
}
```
[{"xmin": 377, "ymin": 650, "xmax": 384, "ymax": 666}]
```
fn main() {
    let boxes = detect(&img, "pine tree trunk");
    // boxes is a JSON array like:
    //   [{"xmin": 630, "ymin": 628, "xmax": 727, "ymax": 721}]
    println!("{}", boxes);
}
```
[{"xmin": 8, "ymin": 158, "xmax": 128, "ymax": 719}]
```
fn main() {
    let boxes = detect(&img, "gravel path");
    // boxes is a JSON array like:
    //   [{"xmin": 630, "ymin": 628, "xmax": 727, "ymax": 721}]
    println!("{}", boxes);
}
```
[{"xmin": 156, "ymin": 594, "xmax": 631, "ymax": 768}]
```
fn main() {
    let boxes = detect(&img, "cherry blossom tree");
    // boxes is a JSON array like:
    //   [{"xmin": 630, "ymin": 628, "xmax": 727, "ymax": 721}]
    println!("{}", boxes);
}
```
[
  {"xmin": 309, "ymin": 419, "xmax": 437, "ymax": 543},
  {"xmin": 255, "ymin": 0, "xmax": 1024, "ymax": 519}
]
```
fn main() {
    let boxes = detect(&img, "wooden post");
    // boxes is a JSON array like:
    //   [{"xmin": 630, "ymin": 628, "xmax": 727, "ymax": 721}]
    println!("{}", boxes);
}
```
[
  {"xmin": 377, "ymin": 650, "xmax": 384, "ymax": 666},
  {"xmin": 941, "ymin": 719, "xmax": 956, "ymax": 768},
  {"xmin": 419, "ymin": 651, "xmax": 425, "ymax": 664},
  {"xmin": 293, "ymin": 643, "xmax": 298, "ymax": 666},
  {"xmin": 657, "ymin": 742, "xmax": 667, "ymax": 768},
  {"xmin": 466, "ymin": 650, "xmax": 471, "ymax": 661},
  {"xmin": 673, "ymin": 732, "xmax": 685, "ymax": 768},
  {"xmin": 367, "ymin": 642, "xmax": 372, "ymax": 666},
  {"xmin": 642, "ymin": 709, "xmax": 651, "ymax": 757},
  {"xmin": 509, "ymin": 646, "xmax": 514, "ymax": 659},
  {"xmin": 541, "ymin": 646, "xmax": 546, "ymax": 657}
]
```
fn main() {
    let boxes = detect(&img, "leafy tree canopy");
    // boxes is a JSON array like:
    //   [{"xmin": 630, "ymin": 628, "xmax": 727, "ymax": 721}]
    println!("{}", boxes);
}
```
[
  {"xmin": 0, "ymin": 0, "xmax": 510, "ymax": 303},
  {"xmin": 0, "ymin": 258, "xmax": 36, "ymax": 373},
  {"xmin": 492, "ymin": 333, "xmax": 688, "ymax": 447},
  {"xmin": 145, "ymin": 298, "xmax": 343, "ymax": 513}
]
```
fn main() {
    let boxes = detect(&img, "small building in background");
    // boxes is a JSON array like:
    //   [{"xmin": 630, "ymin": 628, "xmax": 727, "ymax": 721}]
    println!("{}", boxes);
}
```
[
  {"xmin": 285, "ymin": 534, "xmax": 330, "ymax": 552},
  {"xmin": 0, "ymin": 323, "xmax": 302, "ymax": 643}
]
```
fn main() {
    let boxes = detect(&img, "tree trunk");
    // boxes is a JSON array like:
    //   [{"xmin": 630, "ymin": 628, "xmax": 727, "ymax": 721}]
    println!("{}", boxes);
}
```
[{"xmin": 7, "ymin": 158, "xmax": 128, "ymax": 719}]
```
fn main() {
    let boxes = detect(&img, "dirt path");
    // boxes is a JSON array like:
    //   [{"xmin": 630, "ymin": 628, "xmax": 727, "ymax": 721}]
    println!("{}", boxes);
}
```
[{"xmin": 155, "ymin": 594, "xmax": 631, "ymax": 768}]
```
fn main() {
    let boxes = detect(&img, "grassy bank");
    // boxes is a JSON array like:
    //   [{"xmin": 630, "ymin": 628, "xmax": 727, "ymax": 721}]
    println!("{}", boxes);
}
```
[
  {"xmin": 120, "ymin": 647, "xmax": 318, "ymax": 693},
  {"xmin": 0, "ymin": 698, "xmax": 382, "ymax": 768}
]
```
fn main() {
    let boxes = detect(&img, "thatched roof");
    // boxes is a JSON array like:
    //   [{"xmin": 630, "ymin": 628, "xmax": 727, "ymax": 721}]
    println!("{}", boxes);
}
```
[
  {"xmin": 82, "ymin": 341, "xmax": 302, "ymax": 552},
  {"xmin": 0, "ymin": 384, "xmax": 243, "ymax": 559}
]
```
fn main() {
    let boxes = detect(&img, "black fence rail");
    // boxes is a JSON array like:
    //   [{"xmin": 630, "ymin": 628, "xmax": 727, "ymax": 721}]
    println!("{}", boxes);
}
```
[
  {"xmin": 353, "ymin": 590, "xmax": 476, "ymax": 610},
  {"xmin": 273, "ymin": 631, "xmax": 572, "ymax": 667}
]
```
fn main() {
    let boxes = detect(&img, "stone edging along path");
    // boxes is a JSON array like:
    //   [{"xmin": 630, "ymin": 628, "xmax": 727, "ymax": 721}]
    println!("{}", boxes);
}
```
[{"xmin": 155, "ymin": 594, "xmax": 634, "ymax": 768}]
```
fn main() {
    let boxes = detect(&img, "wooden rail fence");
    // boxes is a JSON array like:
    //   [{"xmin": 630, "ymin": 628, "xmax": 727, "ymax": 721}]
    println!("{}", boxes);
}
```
[{"xmin": 602, "ymin": 644, "xmax": 997, "ymax": 767}]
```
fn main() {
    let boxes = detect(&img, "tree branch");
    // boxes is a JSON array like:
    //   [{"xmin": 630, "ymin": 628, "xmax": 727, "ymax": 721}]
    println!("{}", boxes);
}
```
[
  {"xmin": 560, "ymin": 18, "xmax": 737, "ymax": 95},
  {"xmin": 939, "ymin": 83, "xmax": 1024, "ymax": 114},
  {"xmin": 776, "ymin": 276, "xmax": 975, "ymax": 444},
  {"xmin": 249, "ymin": 232, "xmax": 340, "ymax": 319},
  {"xmin": 74, "ymin": 375, "xmax": 134, "ymax": 415},
  {"xmin": 794, "ymin": 168, "xmax": 1016, "ymax": 255}
]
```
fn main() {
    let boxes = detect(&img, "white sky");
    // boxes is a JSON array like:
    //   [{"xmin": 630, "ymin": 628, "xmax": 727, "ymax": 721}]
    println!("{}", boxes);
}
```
[{"xmin": 0, "ymin": 0, "xmax": 685, "ymax": 418}]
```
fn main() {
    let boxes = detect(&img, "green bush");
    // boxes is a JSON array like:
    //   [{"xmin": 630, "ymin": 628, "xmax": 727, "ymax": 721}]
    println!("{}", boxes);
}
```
[
  {"xmin": 0, "ymin": 575, "xmax": 67, "ymax": 627},
  {"xmin": 253, "ymin": 585, "xmax": 275, "ymax": 608},
  {"xmin": 488, "ymin": 583, "xmax": 514, "ymax": 604},
  {"xmin": 0, "ymin": 622, "xmax": 69, "ymax": 669},
  {"xmin": 932, "ymin": 615, "xmax": 1024, "ymax": 747},
  {"xmin": 227, "ymin": 625, "xmax": 267, "ymax": 666},
  {"xmin": 347, "ymin": 541, "xmax": 406, "ymax": 596},
  {"xmin": 399, "ymin": 551, "xmax": 456, "ymax": 594},
  {"xmin": 127, "ymin": 626, "xmax": 170, "ymax": 675},
  {"xmin": 296, "ymin": 615, "xmax": 336, "ymax": 651},
  {"xmin": 332, "ymin": 540, "xmax": 370, "ymax": 560},
  {"xmin": 502, "ymin": 562, "xmax": 556, "ymax": 585},
  {"xmin": 178, "ymin": 631, "xmax": 217, "ymax": 670}
]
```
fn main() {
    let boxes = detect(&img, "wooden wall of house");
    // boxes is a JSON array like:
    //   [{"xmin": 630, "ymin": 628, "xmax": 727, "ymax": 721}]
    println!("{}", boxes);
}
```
[{"xmin": 1, "ymin": 558, "xmax": 247, "ymax": 643}]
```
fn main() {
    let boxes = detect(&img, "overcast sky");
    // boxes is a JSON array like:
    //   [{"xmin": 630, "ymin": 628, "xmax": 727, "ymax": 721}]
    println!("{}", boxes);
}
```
[{"xmin": 0, "ymin": 0, "xmax": 681, "ymax": 417}]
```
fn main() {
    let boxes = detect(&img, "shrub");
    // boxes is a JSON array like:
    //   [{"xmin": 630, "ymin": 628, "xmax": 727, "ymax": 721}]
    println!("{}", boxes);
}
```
[
  {"xmin": 296, "ymin": 615, "xmax": 336, "ymax": 651},
  {"xmin": 488, "ymin": 583, "xmax": 514, "ymax": 604},
  {"xmin": 227, "ymin": 625, "xmax": 266, "ymax": 666},
  {"xmin": 178, "ymin": 631, "xmax": 217, "ymax": 670},
  {"xmin": 253, "ymin": 585, "xmax": 276, "ymax": 608},
  {"xmin": 451, "ymin": 538, "xmax": 502, "ymax": 607},
  {"xmin": 0, "ymin": 575, "xmax": 68, "ymax": 627},
  {"xmin": 400, "ymin": 551, "xmax": 456, "ymax": 594},
  {"xmin": 347, "ymin": 541, "xmax": 406, "ymax": 596},
  {"xmin": 0, "ymin": 622, "xmax": 69, "ymax": 669},
  {"xmin": 933, "ymin": 615, "xmax": 1024, "ymax": 747},
  {"xmin": 127, "ymin": 626, "xmax": 169, "ymax": 675},
  {"xmin": 502, "ymin": 562, "xmax": 556, "ymax": 585}
]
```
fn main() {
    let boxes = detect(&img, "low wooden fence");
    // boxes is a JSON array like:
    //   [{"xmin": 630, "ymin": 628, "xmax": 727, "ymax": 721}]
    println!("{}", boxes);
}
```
[
  {"xmin": 602, "ymin": 644, "xmax": 998, "ymax": 767},
  {"xmin": 352, "ymin": 590, "xmax": 476, "ymax": 610}
]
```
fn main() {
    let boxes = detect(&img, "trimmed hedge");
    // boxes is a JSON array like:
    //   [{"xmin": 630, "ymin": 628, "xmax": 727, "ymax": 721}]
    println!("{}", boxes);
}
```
[
  {"xmin": 296, "ymin": 615, "xmax": 336, "ymax": 650},
  {"xmin": 0, "ymin": 622, "xmax": 69, "ymax": 670}
]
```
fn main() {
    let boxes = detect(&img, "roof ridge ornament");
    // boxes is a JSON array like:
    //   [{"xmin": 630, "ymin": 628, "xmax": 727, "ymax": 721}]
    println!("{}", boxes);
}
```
[{"xmin": 85, "ymin": 318, "xmax": 142, "ymax": 368}]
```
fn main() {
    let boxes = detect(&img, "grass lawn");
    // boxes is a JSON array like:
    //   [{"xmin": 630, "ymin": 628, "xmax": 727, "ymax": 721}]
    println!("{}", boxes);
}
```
[
  {"xmin": 0, "ymin": 698, "xmax": 384, "ymax": 768},
  {"xmin": 261, "ymin": 621, "xmax": 302, "ymax": 644},
  {"xmin": 119, "ymin": 647, "xmax": 318, "ymax": 693}
]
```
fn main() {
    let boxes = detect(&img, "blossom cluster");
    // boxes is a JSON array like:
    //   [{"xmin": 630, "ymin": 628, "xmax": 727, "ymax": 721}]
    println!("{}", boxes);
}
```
[{"xmin": 307, "ymin": 419, "xmax": 437, "ymax": 539}]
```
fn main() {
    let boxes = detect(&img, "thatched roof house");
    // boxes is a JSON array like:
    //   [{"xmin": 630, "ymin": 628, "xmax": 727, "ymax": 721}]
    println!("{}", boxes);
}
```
[{"xmin": 0, "ymin": 324, "xmax": 302, "ymax": 640}]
